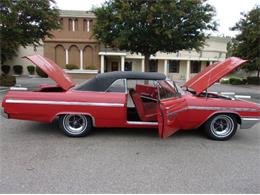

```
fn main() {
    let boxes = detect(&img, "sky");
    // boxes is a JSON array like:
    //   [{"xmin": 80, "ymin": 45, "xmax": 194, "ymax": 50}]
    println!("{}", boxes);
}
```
[{"xmin": 55, "ymin": 0, "xmax": 259, "ymax": 37}]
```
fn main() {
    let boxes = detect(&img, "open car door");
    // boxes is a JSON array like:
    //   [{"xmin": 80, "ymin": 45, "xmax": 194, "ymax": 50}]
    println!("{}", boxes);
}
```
[{"xmin": 157, "ymin": 81, "xmax": 188, "ymax": 138}]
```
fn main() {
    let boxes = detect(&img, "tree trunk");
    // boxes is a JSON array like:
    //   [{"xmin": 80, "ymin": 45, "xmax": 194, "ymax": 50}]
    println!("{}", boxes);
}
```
[
  {"xmin": 257, "ymin": 67, "xmax": 260, "ymax": 78},
  {"xmin": 144, "ymin": 54, "xmax": 150, "ymax": 72}
]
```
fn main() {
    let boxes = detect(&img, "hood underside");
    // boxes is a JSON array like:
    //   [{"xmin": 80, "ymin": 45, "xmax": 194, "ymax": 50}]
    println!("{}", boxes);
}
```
[
  {"xmin": 182, "ymin": 57, "xmax": 247, "ymax": 95},
  {"xmin": 24, "ymin": 55, "xmax": 75, "ymax": 91}
]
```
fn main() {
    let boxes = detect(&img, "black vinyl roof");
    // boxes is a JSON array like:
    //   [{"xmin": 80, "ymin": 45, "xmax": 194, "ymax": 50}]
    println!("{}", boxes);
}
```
[{"xmin": 74, "ymin": 71, "xmax": 166, "ymax": 92}]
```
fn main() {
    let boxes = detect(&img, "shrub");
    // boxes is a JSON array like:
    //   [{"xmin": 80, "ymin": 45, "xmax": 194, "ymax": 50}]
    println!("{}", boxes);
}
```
[
  {"xmin": 65, "ymin": 64, "xmax": 79, "ymax": 70},
  {"xmin": 85, "ymin": 65, "xmax": 97, "ymax": 70},
  {"xmin": 0, "ymin": 75, "xmax": 16, "ymax": 86},
  {"xmin": 247, "ymin": 76, "xmax": 260, "ymax": 85},
  {"xmin": 241, "ymin": 78, "xmax": 247, "ymax": 84},
  {"xmin": 229, "ymin": 77, "xmax": 243, "ymax": 85},
  {"xmin": 36, "ymin": 67, "xmax": 48, "ymax": 78},
  {"xmin": 220, "ymin": 79, "xmax": 229, "ymax": 84},
  {"xmin": 1, "ymin": 65, "xmax": 10, "ymax": 75},
  {"xmin": 13, "ymin": 65, "xmax": 23, "ymax": 75},
  {"xmin": 27, "ymin": 65, "xmax": 35, "ymax": 75}
]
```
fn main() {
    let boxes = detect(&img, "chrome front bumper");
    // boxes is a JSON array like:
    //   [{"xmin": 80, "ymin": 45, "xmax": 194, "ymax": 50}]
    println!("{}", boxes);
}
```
[
  {"xmin": 241, "ymin": 117, "xmax": 260, "ymax": 129},
  {"xmin": 1, "ymin": 108, "xmax": 8, "ymax": 119}
]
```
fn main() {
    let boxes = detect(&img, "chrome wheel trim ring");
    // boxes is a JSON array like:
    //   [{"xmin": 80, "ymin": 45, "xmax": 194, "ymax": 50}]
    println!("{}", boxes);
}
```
[
  {"xmin": 63, "ymin": 114, "xmax": 87, "ymax": 135},
  {"xmin": 210, "ymin": 115, "xmax": 234, "ymax": 138}
]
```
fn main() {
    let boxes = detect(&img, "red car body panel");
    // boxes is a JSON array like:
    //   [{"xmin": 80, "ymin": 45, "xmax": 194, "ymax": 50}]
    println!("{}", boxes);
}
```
[
  {"xmin": 1, "ymin": 55, "xmax": 260, "ymax": 138},
  {"xmin": 183, "ymin": 57, "xmax": 247, "ymax": 95}
]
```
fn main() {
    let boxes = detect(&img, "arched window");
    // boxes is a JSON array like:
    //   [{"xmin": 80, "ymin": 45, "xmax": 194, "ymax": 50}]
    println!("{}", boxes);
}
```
[
  {"xmin": 83, "ymin": 46, "xmax": 93, "ymax": 69},
  {"xmin": 55, "ymin": 45, "xmax": 66, "ymax": 68},
  {"xmin": 68, "ymin": 45, "xmax": 80, "ymax": 67}
]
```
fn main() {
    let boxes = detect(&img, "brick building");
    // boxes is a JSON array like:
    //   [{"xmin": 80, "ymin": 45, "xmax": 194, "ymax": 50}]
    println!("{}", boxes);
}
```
[{"xmin": 5, "ymin": 10, "xmax": 230, "ymax": 81}]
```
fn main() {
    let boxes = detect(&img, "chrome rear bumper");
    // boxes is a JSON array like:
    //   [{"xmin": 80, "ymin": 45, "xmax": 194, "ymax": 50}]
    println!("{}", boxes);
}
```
[
  {"xmin": 241, "ymin": 117, "xmax": 260, "ymax": 129},
  {"xmin": 1, "ymin": 108, "xmax": 8, "ymax": 119}
]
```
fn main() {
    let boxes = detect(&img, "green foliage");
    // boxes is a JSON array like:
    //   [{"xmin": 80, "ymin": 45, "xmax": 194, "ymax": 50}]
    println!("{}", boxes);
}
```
[
  {"xmin": 230, "ymin": 6, "xmax": 260, "ymax": 78},
  {"xmin": 93, "ymin": 0, "xmax": 217, "ymax": 66},
  {"xmin": 0, "ymin": 0, "xmax": 60, "ymax": 64},
  {"xmin": 36, "ymin": 67, "xmax": 48, "ymax": 78},
  {"xmin": 65, "ymin": 64, "xmax": 79, "ymax": 70},
  {"xmin": 229, "ymin": 77, "xmax": 244, "ymax": 85},
  {"xmin": 27, "ymin": 65, "xmax": 35, "ymax": 75},
  {"xmin": 247, "ymin": 76, "xmax": 260, "ymax": 85},
  {"xmin": 0, "ymin": 75, "xmax": 16, "ymax": 86},
  {"xmin": 1, "ymin": 65, "xmax": 10, "ymax": 75},
  {"xmin": 85, "ymin": 65, "xmax": 97, "ymax": 70},
  {"xmin": 13, "ymin": 65, "xmax": 23, "ymax": 75}
]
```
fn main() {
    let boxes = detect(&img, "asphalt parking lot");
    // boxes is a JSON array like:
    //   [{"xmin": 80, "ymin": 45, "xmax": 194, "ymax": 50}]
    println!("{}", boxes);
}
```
[{"xmin": 0, "ymin": 78, "xmax": 259, "ymax": 193}]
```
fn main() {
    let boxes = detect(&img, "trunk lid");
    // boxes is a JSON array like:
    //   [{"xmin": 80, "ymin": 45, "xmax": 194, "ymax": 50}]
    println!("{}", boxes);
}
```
[{"xmin": 24, "ymin": 55, "xmax": 75, "ymax": 91}]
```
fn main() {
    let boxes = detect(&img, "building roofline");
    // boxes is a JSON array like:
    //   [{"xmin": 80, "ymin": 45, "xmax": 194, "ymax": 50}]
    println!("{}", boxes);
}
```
[{"xmin": 59, "ymin": 10, "xmax": 96, "ymax": 18}]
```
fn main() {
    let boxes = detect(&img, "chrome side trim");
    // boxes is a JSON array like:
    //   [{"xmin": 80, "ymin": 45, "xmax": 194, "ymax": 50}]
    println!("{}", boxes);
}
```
[
  {"xmin": 127, "ymin": 121, "xmax": 158, "ymax": 125},
  {"xmin": 166, "ymin": 106, "xmax": 258, "ymax": 114},
  {"xmin": 188, "ymin": 106, "xmax": 258, "ymax": 112},
  {"xmin": 240, "ymin": 117, "xmax": 260, "ymax": 129},
  {"xmin": 5, "ymin": 99, "xmax": 124, "ymax": 107}
]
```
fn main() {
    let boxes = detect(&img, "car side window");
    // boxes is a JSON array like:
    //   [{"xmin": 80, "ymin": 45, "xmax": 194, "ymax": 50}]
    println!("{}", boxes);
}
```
[
  {"xmin": 158, "ymin": 80, "xmax": 178, "ymax": 100},
  {"xmin": 106, "ymin": 79, "xmax": 126, "ymax": 93}
]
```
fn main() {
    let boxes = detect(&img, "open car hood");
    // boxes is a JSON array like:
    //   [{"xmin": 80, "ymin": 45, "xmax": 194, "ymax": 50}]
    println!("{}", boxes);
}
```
[
  {"xmin": 182, "ymin": 57, "xmax": 247, "ymax": 95},
  {"xmin": 24, "ymin": 55, "xmax": 76, "ymax": 91}
]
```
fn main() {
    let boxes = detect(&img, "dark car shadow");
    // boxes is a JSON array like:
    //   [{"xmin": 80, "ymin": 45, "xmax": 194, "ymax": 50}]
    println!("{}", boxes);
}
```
[{"xmin": 23, "ymin": 120, "xmax": 204, "ymax": 140}]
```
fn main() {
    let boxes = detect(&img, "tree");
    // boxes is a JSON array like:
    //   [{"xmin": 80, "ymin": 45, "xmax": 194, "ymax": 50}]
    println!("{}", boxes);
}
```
[
  {"xmin": 93, "ymin": 0, "xmax": 217, "ymax": 69},
  {"xmin": 230, "ymin": 6, "xmax": 260, "ymax": 78},
  {"xmin": 0, "ymin": 0, "xmax": 60, "ymax": 64}
]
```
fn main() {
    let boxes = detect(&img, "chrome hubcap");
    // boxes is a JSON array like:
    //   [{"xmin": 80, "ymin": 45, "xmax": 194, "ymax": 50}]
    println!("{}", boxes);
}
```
[
  {"xmin": 210, "ymin": 115, "xmax": 234, "ymax": 138},
  {"xmin": 63, "ymin": 114, "xmax": 87, "ymax": 134}
]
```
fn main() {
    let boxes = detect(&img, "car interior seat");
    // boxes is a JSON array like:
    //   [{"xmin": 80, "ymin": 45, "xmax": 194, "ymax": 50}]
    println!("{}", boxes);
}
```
[{"xmin": 129, "ymin": 89, "xmax": 158, "ymax": 122}]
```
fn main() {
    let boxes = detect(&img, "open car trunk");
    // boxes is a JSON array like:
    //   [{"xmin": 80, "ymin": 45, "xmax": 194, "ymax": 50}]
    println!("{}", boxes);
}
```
[{"xmin": 24, "ymin": 55, "xmax": 76, "ymax": 91}]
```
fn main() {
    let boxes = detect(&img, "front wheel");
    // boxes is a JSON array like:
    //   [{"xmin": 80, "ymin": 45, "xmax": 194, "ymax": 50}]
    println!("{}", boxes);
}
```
[
  {"xmin": 204, "ymin": 114, "xmax": 238, "ymax": 141},
  {"xmin": 59, "ymin": 114, "xmax": 92, "ymax": 137}
]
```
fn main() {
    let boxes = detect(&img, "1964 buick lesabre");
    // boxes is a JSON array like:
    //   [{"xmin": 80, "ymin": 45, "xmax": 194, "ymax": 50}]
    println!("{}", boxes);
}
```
[{"xmin": 1, "ymin": 55, "xmax": 259, "ymax": 140}]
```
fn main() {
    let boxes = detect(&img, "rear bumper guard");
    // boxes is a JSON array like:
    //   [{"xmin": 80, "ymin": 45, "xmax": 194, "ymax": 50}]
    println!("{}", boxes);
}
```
[{"xmin": 241, "ymin": 117, "xmax": 260, "ymax": 129}]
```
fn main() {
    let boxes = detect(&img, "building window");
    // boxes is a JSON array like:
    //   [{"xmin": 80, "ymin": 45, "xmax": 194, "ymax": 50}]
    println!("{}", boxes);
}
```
[
  {"xmin": 149, "ymin": 60, "xmax": 158, "ymax": 72},
  {"xmin": 168, "ymin": 60, "xmax": 180, "ymax": 73},
  {"xmin": 89, "ymin": 19, "xmax": 93, "ymax": 32},
  {"xmin": 125, "ymin": 61, "xmax": 132, "ymax": 71},
  {"xmin": 68, "ymin": 18, "xmax": 73, "ymax": 31},
  {"xmin": 59, "ymin": 18, "xmax": 63, "ymax": 29},
  {"xmin": 74, "ymin": 19, "xmax": 78, "ymax": 31},
  {"xmin": 191, "ymin": 61, "xmax": 201, "ymax": 73},
  {"xmin": 83, "ymin": 19, "xmax": 87, "ymax": 31},
  {"xmin": 206, "ymin": 61, "xmax": 211, "ymax": 66}
]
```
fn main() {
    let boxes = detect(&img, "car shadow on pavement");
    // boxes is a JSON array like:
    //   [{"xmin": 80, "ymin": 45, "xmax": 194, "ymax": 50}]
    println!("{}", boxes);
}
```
[{"xmin": 24, "ymin": 120, "xmax": 204, "ymax": 140}]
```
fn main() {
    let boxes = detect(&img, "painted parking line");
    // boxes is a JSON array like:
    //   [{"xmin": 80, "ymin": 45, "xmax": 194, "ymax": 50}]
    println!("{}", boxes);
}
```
[
  {"xmin": 234, "ymin": 95, "xmax": 251, "ymax": 99},
  {"xmin": 220, "ymin": 92, "xmax": 235, "ymax": 95}
]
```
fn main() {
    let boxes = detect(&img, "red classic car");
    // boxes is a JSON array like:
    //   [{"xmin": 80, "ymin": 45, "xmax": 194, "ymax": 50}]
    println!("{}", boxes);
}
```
[{"xmin": 1, "ymin": 55, "xmax": 260, "ymax": 140}]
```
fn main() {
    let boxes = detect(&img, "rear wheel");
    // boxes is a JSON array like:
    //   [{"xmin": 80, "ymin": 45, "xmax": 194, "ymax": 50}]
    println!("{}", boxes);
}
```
[
  {"xmin": 204, "ymin": 114, "xmax": 238, "ymax": 141},
  {"xmin": 59, "ymin": 114, "xmax": 92, "ymax": 137}
]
